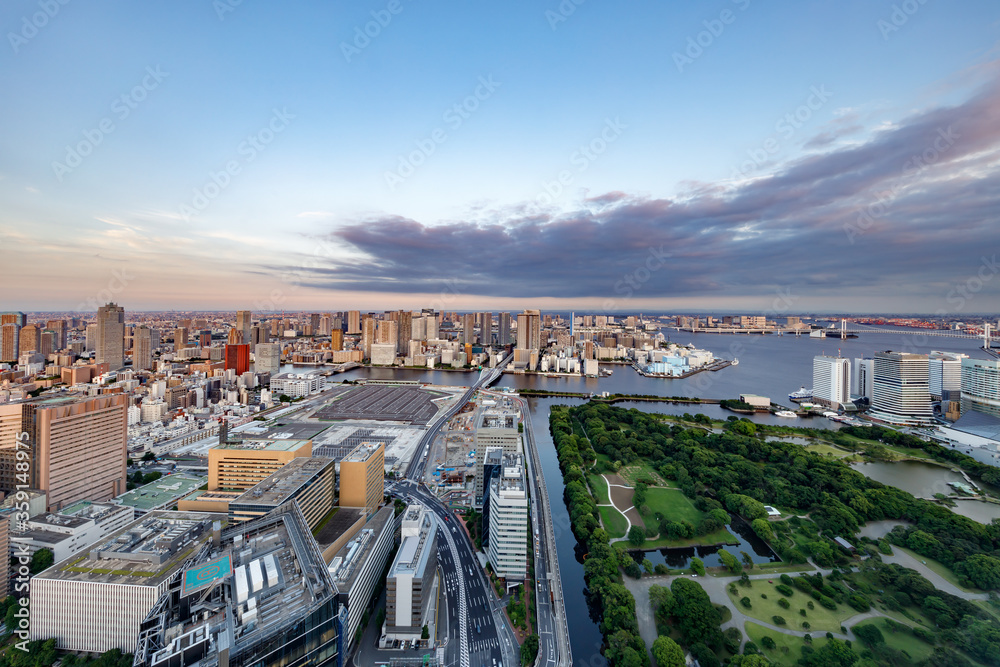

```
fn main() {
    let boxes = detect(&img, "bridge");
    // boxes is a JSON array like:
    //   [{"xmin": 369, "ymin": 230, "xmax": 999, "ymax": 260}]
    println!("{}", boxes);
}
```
[{"xmin": 676, "ymin": 320, "xmax": 996, "ymax": 342}]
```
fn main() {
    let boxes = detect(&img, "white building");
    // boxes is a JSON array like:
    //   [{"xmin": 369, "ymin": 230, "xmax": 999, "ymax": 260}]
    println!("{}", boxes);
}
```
[
  {"xmin": 854, "ymin": 358, "xmax": 874, "ymax": 398},
  {"xmin": 813, "ymin": 356, "xmax": 851, "ymax": 407},
  {"xmin": 14, "ymin": 502, "xmax": 134, "ymax": 562},
  {"xmin": 254, "ymin": 342, "xmax": 281, "ymax": 376},
  {"xmin": 929, "ymin": 351, "xmax": 967, "ymax": 400},
  {"xmin": 487, "ymin": 454, "xmax": 529, "ymax": 584},
  {"xmin": 384, "ymin": 505, "xmax": 437, "ymax": 641},
  {"xmin": 961, "ymin": 357, "xmax": 1000, "ymax": 419},
  {"xmin": 269, "ymin": 372, "xmax": 321, "ymax": 398},
  {"xmin": 871, "ymin": 351, "xmax": 933, "ymax": 425},
  {"xmin": 370, "ymin": 343, "xmax": 397, "ymax": 366},
  {"xmin": 329, "ymin": 506, "xmax": 397, "ymax": 649}
]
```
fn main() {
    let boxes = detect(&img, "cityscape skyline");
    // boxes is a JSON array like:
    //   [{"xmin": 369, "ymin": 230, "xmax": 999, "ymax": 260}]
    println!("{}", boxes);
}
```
[{"xmin": 2, "ymin": 3, "xmax": 1000, "ymax": 312}]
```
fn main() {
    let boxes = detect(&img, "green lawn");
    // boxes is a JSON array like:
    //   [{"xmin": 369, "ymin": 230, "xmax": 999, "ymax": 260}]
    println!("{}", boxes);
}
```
[
  {"xmin": 853, "ymin": 621, "xmax": 934, "ymax": 663},
  {"xmin": 727, "ymin": 580, "xmax": 856, "ymax": 634},
  {"xmin": 617, "ymin": 526, "xmax": 737, "ymax": 550},
  {"xmin": 803, "ymin": 444, "xmax": 857, "ymax": 460},
  {"xmin": 637, "ymin": 487, "xmax": 702, "ymax": 528},
  {"xmin": 588, "ymin": 474, "xmax": 610, "ymax": 505},
  {"xmin": 745, "ymin": 621, "xmax": 830, "ymax": 666},
  {"xmin": 598, "ymin": 505, "xmax": 629, "ymax": 539},
  {"xmin": 617, "ymin": 461, "xmax": 668, "ymax": 487}
]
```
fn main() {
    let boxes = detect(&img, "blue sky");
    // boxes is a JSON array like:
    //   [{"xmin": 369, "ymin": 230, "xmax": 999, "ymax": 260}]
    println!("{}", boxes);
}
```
[{"xmin": 1, "ymin": 0, "xmax": 999, "ymax": 313}]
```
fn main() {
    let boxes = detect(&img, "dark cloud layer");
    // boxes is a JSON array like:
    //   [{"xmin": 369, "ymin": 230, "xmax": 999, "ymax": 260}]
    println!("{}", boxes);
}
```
[{"xmin": 291, "ymin": 73, "xmax": 1000, "ymax": 305}]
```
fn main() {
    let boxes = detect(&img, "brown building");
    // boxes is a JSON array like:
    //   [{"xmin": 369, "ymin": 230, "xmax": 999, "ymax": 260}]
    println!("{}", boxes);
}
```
[
  {"xmin": 338, "ymin": 442, "xmax": 384, "ymax": 516},
  {"xmin": 0, "ymin": 394, "xmax": 127, "ymax": 511},
  {"xmin": 207, "ymin": 438, "xmax": 312, "ymax": 491},
  {"xmin": 224, "ymin": 344, "xmax": 250, "ymax": 375}
]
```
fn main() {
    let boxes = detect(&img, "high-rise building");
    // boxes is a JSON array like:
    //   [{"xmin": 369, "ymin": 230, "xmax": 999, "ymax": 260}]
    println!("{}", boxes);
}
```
[
  {"xmin": 199, "ymin": 329, "xmax": 212, "ymax": 348},
  {"xmin": 462, "ymin": 313, "xmax": 476, "ymax": 345},
  {"xmin": 516, "ymin": 310, "xmax": 541, "ymax": 351},
  {"xmin": 0, "ymin": 323, "xmax": 18, "ymax": 363},
  {"xmin": 424, "ymin": 314, "xmax": 438, "ymax": 341},
  {"xmin": 331, "ymin": 329, "xmax": 344, "ymax": 351},
  {"xmin": 228, "ymin": 456, "xmax": 335, "ymax": 530},
  {"xmin": 207, "ymin": 438, "xmax": 312, "ymax": 491},
  {"xmin": 254, "ymin": 342, "xmax": 280, "ymax": 375},
  {"xmin": 45, "ymin": 319, "xmax": 67, "ymax": 350},
  {"xmin": 487, "ymin": 453, "xmax": 529, "ymax": 584},
  {"xmin": 961, "ymin": 357, "xmax": 1000, "ymax": 419},
  {"xmin": 929, "ymin": 351, "xmax": 967, "ymax": 400},
  {"xmin": 871, "ymin": 351, "xmax": 933, "ymax": 425},
  {"xmin": 0, "ymin": 312, "xmax": 26, "ymax": 327},
  {"xmin": 498, "ymin": 312, "xmax": 512, "ymax": 347},
  {"xmin": 85, "ymin": 323, "xmax": 97, "ymax": 352},
  {"xmin": 173, "ymin": 326, "xmax": 188, "ymax": 349},
  {"xmin": 854, "ymin": 358, "xmax": 874, "ymax": 398},
  {"xmin": 225, "ymin": 343, "xmax": 250, "ymax": 375},
  {"xmin": 347, "ymin": 310, "xmax": 361, "ymax": 335},
  {"xmin": 474, "ymin": 409, "xmax": 521, "ymax": 505},
  {"xmin": 236, "ymin": 310, "xmax": 253, "ymax": 344},
  {"xmin": 0, "ymin": 394, "xmax": 127, "ymax": 510},
  {"xmin": 18, "ymin": 323, "xmax": 39, "ymax": 355},
  {"xmin": 338, "ymin": 442, "xmax": 385, "ymax": 516},
  {"xmin": 377, "ymin": 319, "xmax": 398, "ymax": 347},
  {"xmin": 361, "ymin": 316, "xmax": 377, "ymax": 358},
  {"xmin": 397, "ymin": 310, "xmax": 413, "ymax": 355},
  {"xmin": 133, "ymin": 325, "xmax": 152, "ymax": 371},
  {"xmin": 812, "ymin": 356, "xmax": 851, "ymax": 407},
  {"xmin": 96, "ymin": 303, "xmax": 125, "ymax": 370},
  {"xmin": 480, "ymin": 311, "xmax": 492, "ymax": 345},
  {"xmin": 385, "ymin": 505, "xmax": 437, "ymax": 641}
]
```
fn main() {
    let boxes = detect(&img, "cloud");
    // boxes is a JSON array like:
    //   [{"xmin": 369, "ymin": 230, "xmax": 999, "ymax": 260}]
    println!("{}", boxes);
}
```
[{"xmin": 280, "ymin": 72, "xmax": 1000, "ymax": 307}]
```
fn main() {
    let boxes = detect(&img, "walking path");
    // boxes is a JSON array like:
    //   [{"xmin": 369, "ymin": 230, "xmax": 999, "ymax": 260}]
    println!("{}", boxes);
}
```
[{"xmin": 882, "ymin": 547, "xmax": 988, "ymax": 600}]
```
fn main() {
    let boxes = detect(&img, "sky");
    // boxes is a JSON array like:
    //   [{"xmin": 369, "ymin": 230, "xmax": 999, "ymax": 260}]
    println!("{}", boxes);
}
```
[{"xmin": 1, "ymin": 1, "xmax": 999, "ymax": 314}]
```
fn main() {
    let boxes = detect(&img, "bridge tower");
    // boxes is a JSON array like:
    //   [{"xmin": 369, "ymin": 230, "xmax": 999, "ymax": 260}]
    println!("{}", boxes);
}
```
[
  {"xmin": 841, "ymin": 319, "xmax": 846, "ymax": 340},
  {"xmin": 985, "ymin": 323, "xmax": 992, "ymax": 350}
]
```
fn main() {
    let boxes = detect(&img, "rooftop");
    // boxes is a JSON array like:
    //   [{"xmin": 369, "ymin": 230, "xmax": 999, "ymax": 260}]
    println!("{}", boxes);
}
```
[
  {"xmin": 342, "ymin": 441, "xmax": 383, "ymax": 463},
  {"xmin": 38, "ymin": 510, "xmax": 226, "ymax": 587},
  {"xmin": 116, "ymin": 474, "xmax": 207, "ymax": 511},
  {"xmin": 214, "ymin": 438, "xmax": 312, "ymax": 453},
  {"xmin": 328, "ymin": 506, "xmax": 395, "ymax": 590},
  {"xmin": 232, "ymin": 457, "xmax": 334, "ymax": 507}
]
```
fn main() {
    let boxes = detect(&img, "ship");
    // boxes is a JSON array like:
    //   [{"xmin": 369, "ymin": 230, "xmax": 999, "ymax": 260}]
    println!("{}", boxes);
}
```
[
  {"xmin": 731, "ymin": 358, "xmax": 739, "ymax": 366},
  {"xmin": 775, "ymin": 410, "xmax": 798, "ymax": 418},
  {"xmin": 789, "ymin": 387, "xmax": 812, "ymax": 401}
]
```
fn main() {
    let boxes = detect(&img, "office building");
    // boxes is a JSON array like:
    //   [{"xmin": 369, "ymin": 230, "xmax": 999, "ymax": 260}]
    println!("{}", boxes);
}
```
[
  {"xmin": 96, "ymin": 302, "xmax": 125, "ymax": 370},
  {"xmin": 480, "ymin": 447, "xmax": 504, "ymax": 547},
  {"xmin": 133, "ymin": 325, "xmax": 153, "ymax": 371},
  {"xmin": 18, "ymin": 323, "xmax": 39, "ymax": 355},
  {"xmin": 871, "ymin": 351, "xmax": 934, "ymax": 425},
  {"xmin": 361, "ymin": 317, "xmax": 376, "ymax": 358},
  {"xmin": 0, "ymin": 323, "xmax": 18, "ymax": 362},
  {"xmin": 331, "ymin": 329, "xmax": 344, "ymax": 351},
  {"xmin": 228, "ymin": 457, "xmax": 335, "ymax": 529},
  {"xmin": 397, "ymin": 310, "xmax": 413, "ymax": 355},
  {"xmin": 225, "ymin": 343, "xmax": 250, "ymax": 375},
  {"xmin": 487, "ymin": 453, "xmax": 529, "ymax": 584},
  {"xmin": 385, "ymin": 505, "xmax": 437, "ymax": 641},
  {"xmin": 115, "ymin": 474, "xmax": 207, "ymax": 516},
  {"xmin": 474, "ymin": 409, "xmax": 521, "ymax": 505},
  {"xmin": 30, "ymin": 511, "xmax": 226, "ymax": 653},
  {"xmin": 236, "ymin": 309, "xmax": 253, "ymax": 344},
  {"xmin": 929, "ymin": 351, "xmax": 967, "ymax": 400},
  {"xmin": 0, "ymin": 312, "xmax": 26, "ymax": 327},
  {"xmin": 462, "ymin": 313, "xmax": 476, "ymax": 345},
  {"xmin": 0, "ymin": 394, "xmax": 127, "ymax": 511},
  {"xmin": 338, "ymin": 442, "xmax": 384, "ymax": 515},
  {"xmin": 854, "ymin": 358, "xmax": 874, "ymax": 398},
  {"xmin": 480, "ymin": 311, "xmax": 492, "ymax": 345},
  {"xmin": 347, "ymin": 310, "xmax": 361, "ymax": 335},
  {"xmin": 254, "ymin": 342, "xmax": 281, "ymax": 375},
  {"xmin": 329, "ymin": 506, "xmax": 397, "ymax": 649},
  {"xmin": 370, "ymin": 343, "xmax": 396, "ymax": 366},
  {"xmin": 270, "ymin": 372, "xmax": 322, "ymax": 398},
  {"xmin": 516, "ymin": 310, "xmax": 541, "ymax": 351},
  {"xmin": 812, "ymin": 355, "xmax": 851, "ymax": 407},
  {"xmin": 46, "ymin": 319, "xmax": 67, "ymax": 350},
  {"xmin": 961, "ymin": 357, "xmax": 1000, "ymax": 419},
  {"xmin": 208, "ymin": 438, "xmax": 312, "ymax": 491},
  {"xmin": 13, "ymin": 501, "xmax": 134, "ymax": 562},
  {"xmin": 498, "ymin": 312, "xmax": 512, "ymax": 347}
]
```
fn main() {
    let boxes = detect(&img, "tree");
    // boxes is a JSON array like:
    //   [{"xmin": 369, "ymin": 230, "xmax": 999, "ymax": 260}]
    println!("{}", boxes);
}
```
[
  {"xmin": 853, "ymin": 624, "xmax": 884, "ymax": 647},
  {"xmin": 652, "ymin": 636, "xmax": 685, "ymax": 667},
  {"xmin": 142, "ymin": 451, "xmax": 156, "ymax": 461},
  {"xmin": 741, "ymin": 550, "xmax": 754, "ymax": 570},
  {"xmin": 30, "ymin": 547, "xmax": 54, "ymax": 574},
  {"xmin": 718, "ymin": 549, "xmax": 741, "ymax": 574},
  {"xmin": 628, "ymin": 525, "xmax": 647, "ymax": 547},
  {"xmin": 421, "ymin": 624, "xmax": 429, "ymax": 639},
  {"xmin": 521, "ymin": 634, "xmax": 540, "ymax": 665},
  {"xmin": 690, "ymin": 557, "xmax": 706, "ymax": 576},
  {"xmin": 730, "ymin": 656, "xmax": 771, "ymax": 667},
  {"xmin": 957, "ymin": 554, "xmax": 1000, "ymax": 590}
]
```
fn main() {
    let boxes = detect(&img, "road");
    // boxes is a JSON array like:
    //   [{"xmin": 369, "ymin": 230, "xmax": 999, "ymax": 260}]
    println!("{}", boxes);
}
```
[
  {"xmin": 394, "ymin": 355, "xmax": 519, "ymax": 667},
  {"xmin": 514, "ymin": 396, "xmax": 573, "ymax": 667}
]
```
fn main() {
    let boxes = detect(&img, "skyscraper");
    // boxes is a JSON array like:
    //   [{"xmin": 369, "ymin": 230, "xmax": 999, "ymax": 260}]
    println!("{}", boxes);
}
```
[
  {"xmin": 462, "ymin": 313, "xmax": 476, "ymax": 346},
  {"xmin": 812, "ymin": 356, "xmax": 851, "ymax": 407},
  {"xmin": 225, "ymin": 344, "xmax": 250, "ymax": 375},
  {"xmin": 960, "ymin": 357, "xmax": 1000, "ymax": 419},
  {"xmin": 236, "ymin": 310, "xmax": 253, "ymax": 344},
  {"xmin": 361, "ymin": 316, "xmax": 376, "ymax": 358},
  {"xmin": 254, "ymin": 342, "xmax": 280, "ymax": 375},
  {"xmin": 347, "ymin": 310, "xmax": 361, "ymax": 335},
  {"xmin": 871, "ymin": 351, "xmax": 933, "ymax": 425},
  {"xmin": 0, "ymin": 312, "xmax": 26, "ymax": 327},
  {"xmin": 397, "ymin": 310, "xmax": 412, "ymax": 355},
  {"xmin": 480, "ymin": 311, "xmax": 492, "ymax": 345},
  {"xmin": 85, "ymin": 323, "xmax": 97, "ymax": 352},
  {"xmin": 0, "ymin": 323, "xmax": 19, "ymax": 363},
  {"xmin": 18, "ymin": 323, "xmax": 39, "ymax": 355},
  {"xmin": 46, "ymin": 319, "xmax": 67, "ymax": 350},
  {"xmin": 516, "ymin": 310, "xmax": 541, "ymax": 350},
  {"xmin": 96, "ymin": 303, "xmax": 125, "ymax": 370},
  {"xmin": 498, "ymin": 312, "xmax": 512, "ymax": 347},
  {"xmin": 133, "ymin": 325, "xmax": 152, "ymax": 371}
]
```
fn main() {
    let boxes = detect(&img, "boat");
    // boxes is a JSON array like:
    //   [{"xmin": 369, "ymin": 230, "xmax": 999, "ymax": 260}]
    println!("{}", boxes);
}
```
[
  {"xmin": 775, "ymin": 410, "xmax": 798, "ymax": 418},
  {"xmin": 731, "ymin": 358, "xmax": 739, "ymax": 366},
  {"xmin": 789, "ymin": 387, "xmax": 813, "ymax": 401}
]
